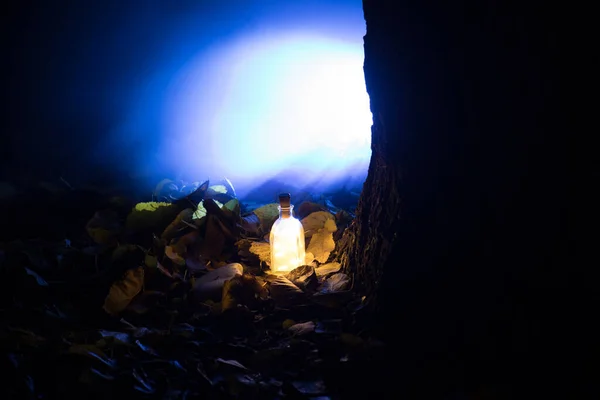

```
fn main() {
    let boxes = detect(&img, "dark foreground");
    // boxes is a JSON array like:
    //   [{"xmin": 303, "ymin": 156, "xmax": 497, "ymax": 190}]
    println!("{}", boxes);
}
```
[{"xmin": 0, "ymin": 178, "xmax": 391, "ymax": 399}]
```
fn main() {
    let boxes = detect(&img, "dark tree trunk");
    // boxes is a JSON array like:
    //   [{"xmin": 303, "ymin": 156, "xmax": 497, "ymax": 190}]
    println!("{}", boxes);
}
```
[{"xmin": 340, "ymin": 0, "xmax": 567, "ymax": 397}]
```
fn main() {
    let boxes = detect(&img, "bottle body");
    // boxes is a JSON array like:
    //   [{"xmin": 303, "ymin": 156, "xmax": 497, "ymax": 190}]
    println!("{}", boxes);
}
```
[{"xmin": 269, "ymin": 205, "xmax": 305, "ymax": 273}]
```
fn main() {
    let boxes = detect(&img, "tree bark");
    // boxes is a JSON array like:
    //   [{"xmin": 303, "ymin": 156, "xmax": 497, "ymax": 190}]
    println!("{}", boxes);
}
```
[{"xmin": 341, "ymin": 0, "xmax": 566, "ymax": 396}]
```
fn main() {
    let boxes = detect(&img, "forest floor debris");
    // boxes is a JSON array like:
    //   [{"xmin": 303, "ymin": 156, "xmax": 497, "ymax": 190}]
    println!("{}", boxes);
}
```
[{"xmin": 0, "ymin": 178, "xmax": 384, "ymax": 399}]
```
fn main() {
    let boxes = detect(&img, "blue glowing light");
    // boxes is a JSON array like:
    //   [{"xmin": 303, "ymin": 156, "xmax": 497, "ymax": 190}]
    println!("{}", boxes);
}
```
[{"xmin": 161, "ymin": 32, "xmax": 372, "ymax": 196}]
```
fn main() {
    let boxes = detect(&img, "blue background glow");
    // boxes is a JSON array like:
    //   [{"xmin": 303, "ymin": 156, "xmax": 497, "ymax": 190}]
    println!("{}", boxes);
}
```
[{"xmin": 4, "ymin": 1, "xmax": 371, "ymax": 197}]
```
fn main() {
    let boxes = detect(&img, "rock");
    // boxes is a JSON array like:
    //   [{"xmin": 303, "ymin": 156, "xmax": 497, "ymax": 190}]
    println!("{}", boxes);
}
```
[
  {"xmin": 319, "ymin": 273, "xmax": 351, "ymax": 293},
  {"xmin": 192, "ymin": 263, "xmax": 243, "ymax": 301},
  {"xmin": 315, "ymin": 262, "xmax": 341, "ymax": 280},
  {"xmin": 307, "ymin": 231, "xmax": 336, "ymax": 263},
  {"xmin": 285, "ymin": 265, "xmax": 318, "ymax": 292},
  {"xmin": 268, "ymin": 276, "xmax": 305, "ymax": 307},
  {"xmin": 296, "ymin": 202, "xmax": 326, "ymax": 219},
  {"xmin": 301, "ymin": 211, "xmax": 337, "ymax": 238}
]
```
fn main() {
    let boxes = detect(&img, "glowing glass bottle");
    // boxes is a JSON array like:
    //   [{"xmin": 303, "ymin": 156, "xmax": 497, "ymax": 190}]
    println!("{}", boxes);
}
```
[{"xmin": 269, "ymin": 193, "xmax": 306, "ymax": 274}]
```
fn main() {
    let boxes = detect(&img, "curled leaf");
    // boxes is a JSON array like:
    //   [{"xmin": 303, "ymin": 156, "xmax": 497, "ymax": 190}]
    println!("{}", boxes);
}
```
[
  {"xmin": 320, "ymin": 273, "xmax": 350, "ymax": 293},
  {"xmin": 103, "ymin": 266, "xmax": 145, "ymax": 316},
  {"xmin": 268, "ymin": 276, "xmax": 305, "ymax": 307}
]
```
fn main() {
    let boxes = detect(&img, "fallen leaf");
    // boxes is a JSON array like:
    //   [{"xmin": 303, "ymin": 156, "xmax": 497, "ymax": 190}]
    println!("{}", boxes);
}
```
[
  {"xmin": 198, "ymin": 215, "xmax": 226, "ymax": 258},
  {"xmin": 282, "ymin": 319, "xmax": 296, "ymax": 329},
  {"xmin": 193, "ymin": 263, "xmax": 243, "ymax": 301},
  {"xmin": 288, "ymin": 321, "xmax": 316, "ymax": 335},
  {"xmin": 315, "ymin": 319, "xmax": 342, "ymax": 335},
  {"xmin": 268, "ymin": 276, "xmax": 305, "ymax": 307},
  {"xmin": 24, "ymin": 267, "xmax": 48, "ymax": 286},
  {"xmin": 125, "ymin": 202, "xmax": 179, "ymax": 233},
  {"xmin": 98, "ymin": 330, "xmax": 130, "ymax": 344},
  {"xmin": 301, "ymin": 211, "xmax": 336, "ymax": 238},
  {"xmin": 165, "ymin": 245, "xmax": 186, "ymax": 265},
  {"xmin": 103, "ymin": 266, "xmax": 145, "ymax": 316},
  {"xmin": 315, "ymin": 262, "xmax": 341, "ymax": 280},
  {"xmin": 85, "ymin": 210, "xmax": 121, "ymax": 245},
  {"xmin": 285, "ymin": 265, "xmax": 318, "ymax": 292},
  {"xmin": 68, "ymin": 344, "xmax": 116, "ymax": 368},
  {"xmin": 307, "ymin": 231, "xmax": 335, "ymax": 263},
  {"xmin": 252, "ymin": 203, "xmax": 279, "ymax": 232},
  {"xmin": 240, "ymin": 213, "xmax": 261, "ymax": 236},
  {"xmin": 320, "ymin": 273, "xmax": 350, "ymax": 293},
  {"xmin": 161, "ymin": 208, "xmax": 195, "ymax": 240},
  {"xmin": 291, "ymin": 380, "xmax": 327, "ymax": 395}
]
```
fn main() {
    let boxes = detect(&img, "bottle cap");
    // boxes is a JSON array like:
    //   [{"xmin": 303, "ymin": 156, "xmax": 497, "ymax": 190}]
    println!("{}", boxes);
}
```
[{"xmin": 278, "ymin": 193, "xmax": 291, "ymax": 208}]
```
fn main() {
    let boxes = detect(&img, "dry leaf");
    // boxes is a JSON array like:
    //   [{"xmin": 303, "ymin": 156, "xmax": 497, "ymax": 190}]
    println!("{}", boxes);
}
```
[
  {"xmin": 165, "ymin": 245, "xmax": 186, "ymax": 265},
  {"xmin": 307, "ymin": 231, "xmax": 335, "ymax": 263},
  {"xmin": 315, "ymin": 262, "xmax": 341, "ymax": 280},
  {"xmin": 193, "ymin": 263, "xmax": 243, "ymax": 301},
  {"xmin": 253, "ymin": 203, "xmax": 280, "ymax": 232},
  {"xmin": 288, "ymin": 321, "xmax": 316, "ymax": 335},
  {"xmin": 285, "ymin": 265, "xmax": 318, "ymax": 292},
  {"xmin": 86, "ymin": 210, "xmax": 120, "ymax": 245},
  {"xmin": 301, "ymin": 211, "xmax": 336, "ymax": 238},
  {"xmin": 320, "ymin": 273, "xmax": 350, "ymax": 293},
  {"xmin": 268, "ymin": 276, "xmax": 305, "ymax": 307},
  {"xmin": 103, "ymin": 266, "xmax": 145, "ymax": 316}
]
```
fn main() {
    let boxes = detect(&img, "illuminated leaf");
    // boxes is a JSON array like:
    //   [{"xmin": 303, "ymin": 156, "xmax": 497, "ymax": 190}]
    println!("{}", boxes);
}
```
[
  {"xmin": 315, "ymin": 262, "xmax": 341, "ymax": 280},
  {"xmin": 301, "ymin": 211, "xmax": 336, "ymax": 238},
  {"xmin": 252, "ymin": 203, "xmax": 279, "ymax": 232},
  {"xmin": 307, "ymin": 231, "xmax": 335, "ymax": 263}
]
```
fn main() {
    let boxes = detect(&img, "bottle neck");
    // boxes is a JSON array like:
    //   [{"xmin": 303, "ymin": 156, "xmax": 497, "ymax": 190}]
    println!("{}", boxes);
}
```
[{"xmin": 279, "ymin": 205, "xmax": 293, "ymax": 219}]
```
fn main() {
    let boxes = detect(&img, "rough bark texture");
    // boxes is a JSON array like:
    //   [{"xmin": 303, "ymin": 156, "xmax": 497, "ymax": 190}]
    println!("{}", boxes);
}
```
[{"xmin": 341, "ymin": 0, "xmax": 568, "ymax": 397}]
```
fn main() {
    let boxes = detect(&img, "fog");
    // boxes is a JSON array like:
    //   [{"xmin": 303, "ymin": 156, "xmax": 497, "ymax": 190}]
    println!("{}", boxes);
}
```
[{"xmin": 4, "ymin": 0, "xmax": 371, "ymax": 199}]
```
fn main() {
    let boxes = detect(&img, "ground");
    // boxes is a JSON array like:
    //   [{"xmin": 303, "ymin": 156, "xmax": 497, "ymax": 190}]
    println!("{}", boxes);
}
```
[{"xmin": 0, "ymin": 178, "xmax": 387, "ymax": 399}]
